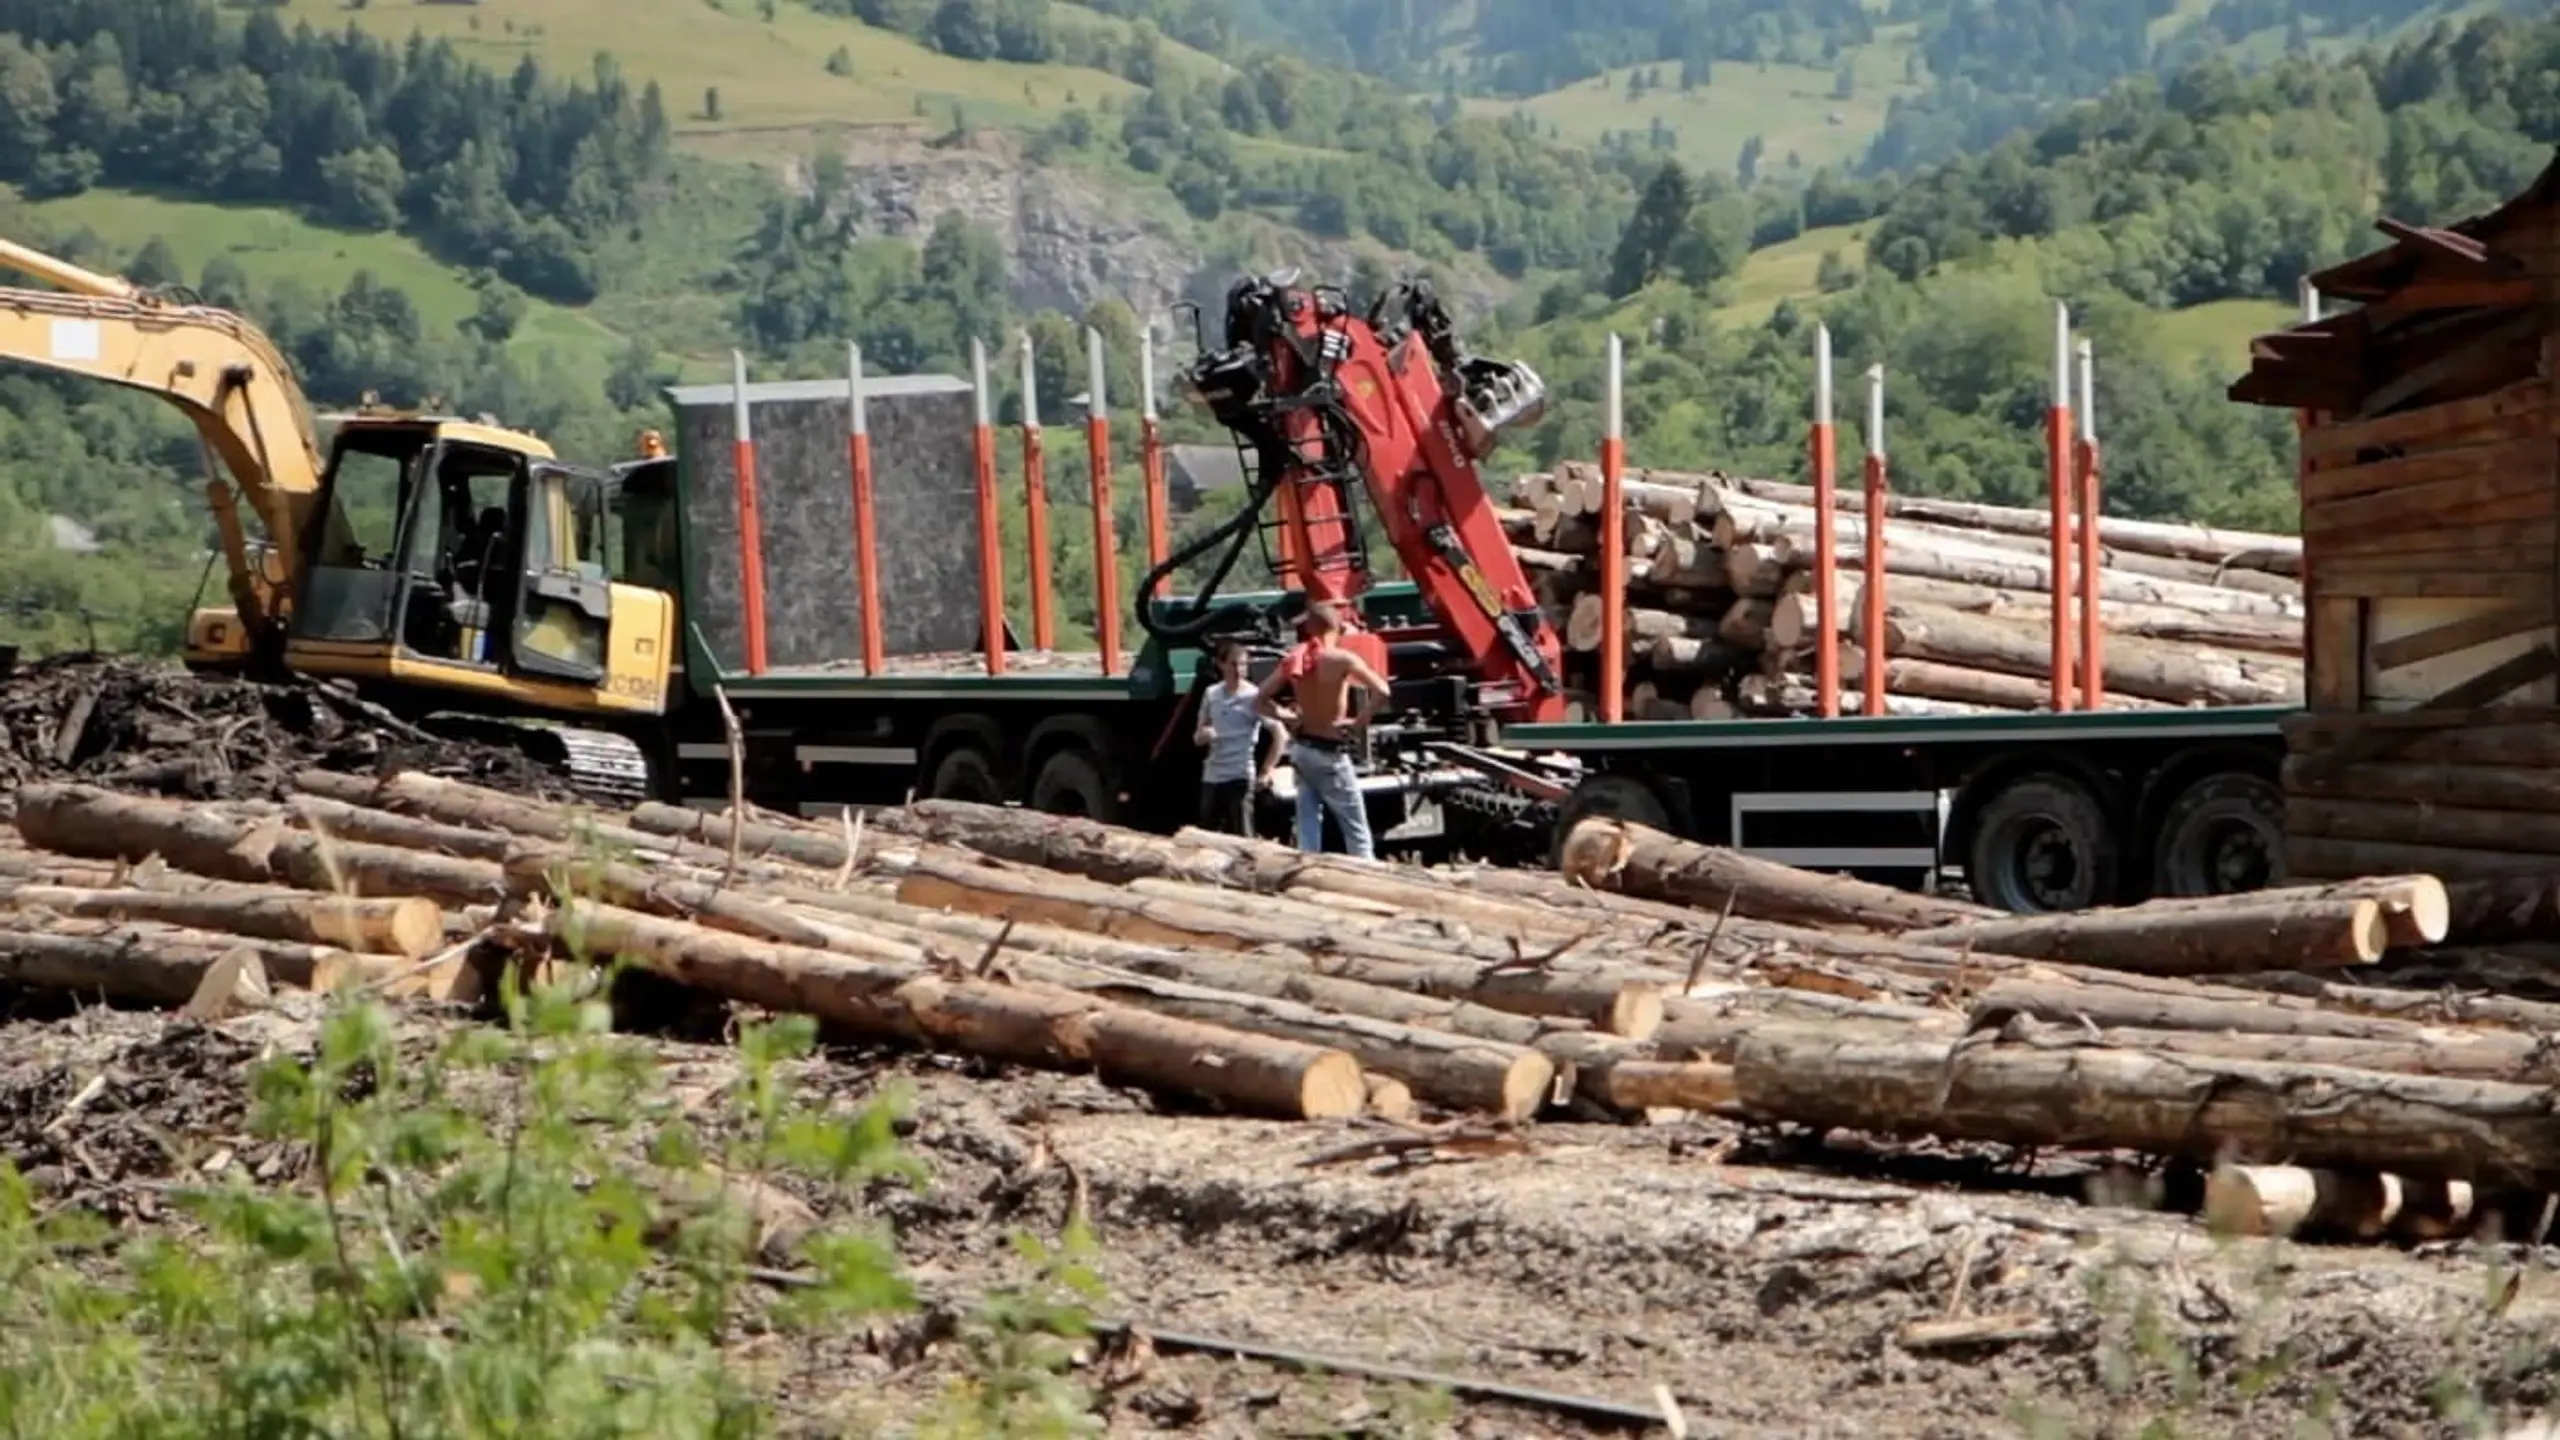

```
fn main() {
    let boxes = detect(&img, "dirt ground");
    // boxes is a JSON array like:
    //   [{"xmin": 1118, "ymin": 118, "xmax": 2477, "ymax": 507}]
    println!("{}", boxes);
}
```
[{"xmin": 4, "ymin": 992, "xmax": 2557, "ymax": 1440}]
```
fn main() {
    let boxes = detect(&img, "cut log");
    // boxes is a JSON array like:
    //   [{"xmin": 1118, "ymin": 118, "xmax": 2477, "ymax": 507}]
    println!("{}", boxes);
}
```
[
  {"xmin": 0, "ymin": 884, "xmax": 445, "ymax": 959},
  {"xmin": 1967, "ymin": 976, "xmax": 2449, "ymax": 1042},
  {"xmin": 1556, "ymin": 816, "xmax": 1993, "ymax": 933},
  {"xmin": 1777, "ymin": 575, "xmax": 2303, "ymax": 656},
  {"xmin": 16, "ymin": 784, "xmax": 510, "ymax": 906},
  {"xmin": 1728, "ymin": 1020, "xmax": 2560, "ymax": 1187},
  {"xmin": 896, "ymin": 849, "xmax": 1666, "ymax": 1033},
  {"xmin": 1364, "ymin": 1073, "xmax": 1416, "ymax": 1122},
  {"xmin": 1749, "ymin": 505, "xmax": 2300, "ymax": 597},
  {"xmin": 0, "ymin": 921, "xmax": 370, "ymax": 1002},
  {"xmin": 2128, "ymin": 875, "xmax": 2450, "ymax": 950},
  {"xmin": 555, "ymin": 900, "xmax": 1364, "ymax": 1120},
  {"xmin": 1840, "ymin": 651, "xmax": 2169, "ymax": 712},
  {"xmin": 1998, "ymin": 1016, "xmax": 2560, "ymax": 1083},
  {"xmin": 1828, "ymin": 541, "xmax": 2300, "ymax": 618},
  {"xmin": 1873, "ymin": 602, "xmax": 2300, "ymax": 706},
  {"xmin": 1702, "ymin": 474, "xmax": 2303, "ymax": 574},
  {"xmin": 2201, "ymin": 1165, "xmax": 2403, "ymax": 1241},
  {"xmin": 836, "ymin": 800, "xmax": 1238, "ymax": 886},
  {"xmin": 1565, "ymin": 593, "xmax": 1712, "ymax": 653},
  {"xmin": 1901, "ymin": 895, "xmax": 2389, "ymax": 974}
]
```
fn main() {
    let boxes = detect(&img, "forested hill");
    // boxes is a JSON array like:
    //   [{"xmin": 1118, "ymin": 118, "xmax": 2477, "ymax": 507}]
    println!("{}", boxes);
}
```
[{"xmin": 1487, "ymin": 9, "xmax": 2559, "ymax": 546}]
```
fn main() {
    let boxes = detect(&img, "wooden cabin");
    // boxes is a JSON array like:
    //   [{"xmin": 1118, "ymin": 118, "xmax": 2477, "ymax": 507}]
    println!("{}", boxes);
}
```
[{"xmin": 2229, "ymin": 147, "xmax": 2560, "ymax": 888}]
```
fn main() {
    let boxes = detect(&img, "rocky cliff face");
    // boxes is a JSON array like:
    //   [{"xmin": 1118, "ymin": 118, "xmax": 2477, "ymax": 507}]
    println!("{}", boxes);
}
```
[{"xmin": 791, "ymin": 128, "xmax": 1508, "ymax": 331}]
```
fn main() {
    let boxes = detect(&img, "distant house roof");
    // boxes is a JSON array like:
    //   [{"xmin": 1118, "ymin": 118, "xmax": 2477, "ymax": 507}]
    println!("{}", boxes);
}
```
[
  {"xmin": 1166, "ymin": 444, "xmax": 1246, "ymax": 510},
  {"xmin": 46, "ymin": 515, "xmax": 98, "ymax": 554}
]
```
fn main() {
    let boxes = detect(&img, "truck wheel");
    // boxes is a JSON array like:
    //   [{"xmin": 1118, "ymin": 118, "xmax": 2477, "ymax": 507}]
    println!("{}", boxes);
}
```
[
  {"xmin": 1966, "ymin": 774, "xmax": 2119, "ymax": 914},
  {"xmin": 2151, "ymin": 772, "xmax": 2284, "ymax": 898},
  {"xmin": 1548, "ymin": 773, "xmax": 1671, "ymax": 869},
  {"xmin": 1029, "ymin": 747, "xmax": 1120, "ymax": 823},
  {"xmin": 926, "ymin": 745, "xmax": 1003, "ymax": 804}
]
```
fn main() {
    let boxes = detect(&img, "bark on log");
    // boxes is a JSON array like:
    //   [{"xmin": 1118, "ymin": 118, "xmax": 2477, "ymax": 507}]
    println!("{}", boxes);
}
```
[
  {"xmin": 1734, "ymin": 674, "xmax": 1992, "ymax": 717},
  {"xmin": 1557, "ymin": 816, "xmax": 1993, "ymax": 933},
  {"xmin": 1565, "ymin": 594, "xmax": 1713, "ymax": 653},
  {"xmin": 1998, "ymin": 1017, "xmax": 2560, "ymax": 1083},
  {"xmin": 836, "ymin": 800, "xmax": 1240, "ymax": 887},
  {"xmin": 1875, "ymin": 602, "xmax": 2301, "ymax": 706},
  {"xmin": 1743, "ymin": 502, "xmax": 2300, "ymax": 596},
  {"xmin": 1728, "ymin": 1019, "xmax": 2560, "ymax": 1187},
  {"xmin": 295, "ymin": 770, "xmax": 692, "ymax": 860},
  {"xmin": 1701, "ymin": 474, "xmax": 2302, "ymax": 575},
  {"xmin": 2288, "ymin": 796, "xmax": 2560, "ymax": 860},
  {"xmin": 1840, "ymin": 651, "xmax": 2170, "ymax": 712},
  {"xmin": 2282, "ymin": 756, "xmax": 2560, "ymax": 816},
  {"xmin": 17, "ymin": 784, "xmax": 510, "ymax": 906},
  {"xmin": 1777, "ymin": 575, "xmax": 2303, "ymax": 656},
  {"xmin": 555, "ymin": 900, "xmax": 1364, "ymax": 1120},
  {"xmin": 1967, "ymin": 977, "xmax": 2450, "ymax": 1042},
  {"xmin": 1, "ymin": 884, "xmax": 444, "ymax": 959},
  {"xmin": 0, "ymin": 919, "xmax": 389, "ymax": 999},
  {"xmin": 1829, "ymin": 541, "xmax": 2300, "ymax": 618},
  {"xmin": 283, "ymin": 795, "xmax": 517, "ymax": 863},
  {"xmin": 896, "ymin": 850, "xmax": 1666, "ymax": 1033},
  {"xmin": 2284, "ymin": 834, "xmax": 2560, "ymax": 885},
  {"xmin": 1901, "ymin": 895, "xmax": 2389, "ymax": 974}
]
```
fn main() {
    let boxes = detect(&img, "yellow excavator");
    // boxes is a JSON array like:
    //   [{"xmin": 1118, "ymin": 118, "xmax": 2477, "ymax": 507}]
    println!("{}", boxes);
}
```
[{"xmin": 0, "ymin": 235, "xmax": 676, "ymax": 799}]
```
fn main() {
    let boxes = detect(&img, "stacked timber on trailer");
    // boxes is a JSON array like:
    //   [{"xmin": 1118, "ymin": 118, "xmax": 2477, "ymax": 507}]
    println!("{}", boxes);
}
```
[
  {"xmin": 2229, "ymin": 148, "xmax": 2560, "ymax": 898},
  {"xmin": 12, "ymin": 769, "xmax": 2560, "ymax": 1239},
  {"xmin": 1505, "ymin": 465, "xmax": 2304, "ymax": 719}
]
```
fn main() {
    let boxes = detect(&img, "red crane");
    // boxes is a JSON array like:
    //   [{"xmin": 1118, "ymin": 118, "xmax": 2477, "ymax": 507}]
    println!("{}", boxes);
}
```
[{"xmin": 1145, "ymin": 274, "xmax": 1567, "ymax": 726}]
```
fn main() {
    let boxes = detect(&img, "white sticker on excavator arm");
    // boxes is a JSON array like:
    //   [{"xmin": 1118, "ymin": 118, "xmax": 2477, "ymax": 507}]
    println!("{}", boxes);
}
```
[{"xmin": 49, "ymin": 319, "xmax": 101, "ymax": 363}]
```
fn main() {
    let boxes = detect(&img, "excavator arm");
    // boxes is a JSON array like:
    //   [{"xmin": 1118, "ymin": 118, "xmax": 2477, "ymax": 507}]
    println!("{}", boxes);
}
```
[
  {"xmin": 0, "ymin": 236, "xmax": 328, "ymax": 643},
  {"xmin": 1157, "ymin": 273, "xmax": 1567, "ymax": 724}
]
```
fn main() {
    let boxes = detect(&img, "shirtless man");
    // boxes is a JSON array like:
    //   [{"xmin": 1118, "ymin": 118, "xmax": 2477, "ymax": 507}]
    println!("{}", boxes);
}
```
[{"xmin": 1253, "ymin": 600, "xmax": 1392, "ymax": 859}]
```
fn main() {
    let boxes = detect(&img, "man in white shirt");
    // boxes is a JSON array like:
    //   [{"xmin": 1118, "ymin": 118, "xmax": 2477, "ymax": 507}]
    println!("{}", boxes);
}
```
[{"xmin": 1193, "ymin": 640, "xmax": 1284, "ymax": 835}]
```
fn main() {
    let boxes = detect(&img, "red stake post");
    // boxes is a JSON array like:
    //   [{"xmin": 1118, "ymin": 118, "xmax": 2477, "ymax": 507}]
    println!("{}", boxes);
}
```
[
  {"xmin": 1086, "ymin": 326, "xmax": 1122, "ymax": 677},
  {"xmin": 2295, "ymin": 278, "xmax": 2322, "ymax": 682},
  {"xmin": 730, "ymin": 350, "xmax": 770, "ymax": 676},
  {"xmin": 1862, "ymin": 364, "xmax": 1888, "ymax": 718},
  {"xmin": 1598, "ymin": 333, "xmax": 1627, "ymax": 723},
  {"xmin": 1811, "ymin": 324, "xmax": 1840, "ymax": 718},
  {"xmin": 1141, "ymin": 332, "xmax": 1169, "ymax": 570},
  {"xmin": 970, "ymin": 340, "xmax": 1007, "ymax": 676},
  {"xmin": 1019, "ymin": 333, "xmax": 1056, "ymax": 652},
  {"xmin": 2075, "ymin": 336, "xmax": 2103, "ymax": 711},
  {"xmin": 848, "ymin": 343, "xmax": 884, "ymax": 675},
  {"xmin": 2046, "ymin": 302, "xmax": 2076, "ymax": 712}
]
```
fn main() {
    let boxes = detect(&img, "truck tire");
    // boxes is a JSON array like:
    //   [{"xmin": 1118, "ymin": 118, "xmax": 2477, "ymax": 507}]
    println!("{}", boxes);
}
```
[
  {"xmin": 1965, "ymin": 773, "xmax": 2119, "ymax": 914},
  {"xmin": 2150, "ymin": 771, "xmax": 2284, "ymax": 898},
  {"xmin": 1029, "ymin": 746, "xmax": 1120, "ymax": 823},
  {"xmin": 926, "ymin": 744, "xmax": 1003, "ymax": 804},
  {"xmin": 1548, "ymin": 773, "xmax": 1671, "ymax": 869}
]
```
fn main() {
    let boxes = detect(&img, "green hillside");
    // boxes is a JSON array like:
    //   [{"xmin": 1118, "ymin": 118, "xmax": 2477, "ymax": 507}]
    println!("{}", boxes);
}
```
[
  {"xmin": 272, "ymin": 0, "xmax": 1224, "ymax": 146},
  {"xmin": 1464, "ymin": 36, "xmax": 1925, "ymax": 175}
]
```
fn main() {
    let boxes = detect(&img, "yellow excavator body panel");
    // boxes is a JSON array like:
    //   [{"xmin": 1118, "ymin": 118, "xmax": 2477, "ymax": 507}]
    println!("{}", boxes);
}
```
[{"xmin": 280, "ymin": 583, "xmax": 674, "ymax": 718}]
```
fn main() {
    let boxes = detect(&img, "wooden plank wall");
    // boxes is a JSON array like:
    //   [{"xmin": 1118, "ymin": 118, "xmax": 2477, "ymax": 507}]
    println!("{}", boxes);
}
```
[{"xmin": 2282, "ymin": 200, "xmax": 2560, "ymax": 883}]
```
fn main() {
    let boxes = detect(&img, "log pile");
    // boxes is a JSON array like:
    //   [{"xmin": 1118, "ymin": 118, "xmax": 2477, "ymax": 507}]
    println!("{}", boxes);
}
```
[
  {"xmin": 1505, "ymin": 465, "xmax": 2305, "ymax": 719},
  {"xmin": 8, "ymin": 773, "xmax": 2560, "ymax": 1243}
]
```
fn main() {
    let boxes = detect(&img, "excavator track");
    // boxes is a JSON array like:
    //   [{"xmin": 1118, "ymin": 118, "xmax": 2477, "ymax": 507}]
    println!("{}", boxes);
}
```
[{"xmin": 420, "ymin": 714, "xmax": 655, "ymax": 809}]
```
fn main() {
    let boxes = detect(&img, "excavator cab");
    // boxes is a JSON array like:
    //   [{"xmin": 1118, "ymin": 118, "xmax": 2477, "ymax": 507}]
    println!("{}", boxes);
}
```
[{"xmin": 282, "ymin": 418, "xmax": 673, "ymax": 715}]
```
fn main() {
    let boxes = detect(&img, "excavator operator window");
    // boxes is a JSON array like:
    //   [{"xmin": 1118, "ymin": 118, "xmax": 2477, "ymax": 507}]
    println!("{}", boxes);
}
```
[
  {"xmin": 292, "ymin": 428, "xmax": 431, "ymax": 646},
  {"xmin": 510, "ymin": 463, "xmax": 611, "ymax": 685}
]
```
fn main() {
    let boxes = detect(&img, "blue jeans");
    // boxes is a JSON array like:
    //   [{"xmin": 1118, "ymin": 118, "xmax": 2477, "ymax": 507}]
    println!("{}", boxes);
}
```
[{"xmin": 1290, "ymin": 741, "xmax": 1374, "ymax": 859}]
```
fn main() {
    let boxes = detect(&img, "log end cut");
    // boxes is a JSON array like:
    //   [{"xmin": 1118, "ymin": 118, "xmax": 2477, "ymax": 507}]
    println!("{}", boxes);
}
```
[{"xmin": 1297, "ymin": 1050, "xmax": 1369, "ymax": 1120}]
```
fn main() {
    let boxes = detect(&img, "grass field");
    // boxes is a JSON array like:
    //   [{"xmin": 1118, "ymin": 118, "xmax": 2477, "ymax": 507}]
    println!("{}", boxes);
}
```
[
  {"xmin": 19, "ymin": 190, "xmax": 636, "ymax": 386},
  {"xmin": 1712, "ymin": 223, "xmax": 1867, "ymax": 327},
  {"xmin": 276, "ymin": 0, "xmax": 1223, "ymax": 148},
  {"xmin": 1463, "ymin": 30, "xmax": 1923, "ymax": 176},
  {"xmin": 2146, "ymin": 296, "xmax": 2294, "ymax": 380}
]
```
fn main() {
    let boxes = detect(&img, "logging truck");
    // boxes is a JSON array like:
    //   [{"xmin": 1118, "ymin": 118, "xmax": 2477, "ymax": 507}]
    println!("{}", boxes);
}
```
[{"xmin": 619, "ymin": 278, "xmax": 2299, "ymax": 914}]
